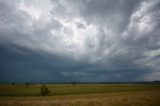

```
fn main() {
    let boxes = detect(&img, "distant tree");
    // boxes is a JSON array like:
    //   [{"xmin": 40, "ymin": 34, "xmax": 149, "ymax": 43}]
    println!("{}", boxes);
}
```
[
  {"xmin": 25, "ymin": 83, "xmax": 30, "ymax": 87},
  {"xmin": 12, "ymin": 82, "xmax": 15, "ymax": 86},
  {"xmin": 72, "ymin": 82, "xmax": 77, "ymax": 86},
  {"xmin": 40, "ymin": 84, "xmax": 50, "ymax": 96}
]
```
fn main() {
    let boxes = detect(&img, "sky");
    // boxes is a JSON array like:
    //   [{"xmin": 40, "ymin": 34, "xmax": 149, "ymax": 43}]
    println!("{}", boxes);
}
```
[{"xmin": 0, "ymin": 0, "xmax": 160, "ymax": 83}]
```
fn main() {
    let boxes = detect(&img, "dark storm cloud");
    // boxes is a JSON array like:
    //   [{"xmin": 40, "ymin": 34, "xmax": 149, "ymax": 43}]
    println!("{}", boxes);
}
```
[
  {"xmin": 0, "ymin": 44, "xmax": 86, "ymax": 83},
  {"xmin": 0, "ymin": 0, "xmax": 160, "ymax": 82}
]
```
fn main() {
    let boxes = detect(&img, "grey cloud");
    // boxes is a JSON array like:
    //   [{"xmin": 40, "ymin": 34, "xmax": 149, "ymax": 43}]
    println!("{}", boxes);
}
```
[
  {"xmin": 0, "ymin": 0, "xmax": 160, "ymax": 82},
  {"xmin": 76, "ymin": 0, "xmax": 141, "ymax": 32}
]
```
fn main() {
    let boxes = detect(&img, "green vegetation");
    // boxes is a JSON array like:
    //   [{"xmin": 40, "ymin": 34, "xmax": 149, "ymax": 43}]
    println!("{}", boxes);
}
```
[
  {"xmin": 40, "ymin": 85, "xmax": 50, "ymax": 96},
  {"xmin": 0, "ymin": 84, "xmax": 160, "ymax": 96}
]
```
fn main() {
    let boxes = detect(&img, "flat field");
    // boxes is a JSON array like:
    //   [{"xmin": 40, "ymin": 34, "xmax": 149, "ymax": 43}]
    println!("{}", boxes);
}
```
[{"xmin": 0, "ymin": 84, "xmax": 160, "ymax": 106}]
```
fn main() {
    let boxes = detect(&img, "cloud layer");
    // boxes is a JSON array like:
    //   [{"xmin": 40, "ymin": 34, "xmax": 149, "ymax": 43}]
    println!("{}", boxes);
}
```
[{"xmin": 0, "ymin": 0, "xmax": 160, "ymax": 82}]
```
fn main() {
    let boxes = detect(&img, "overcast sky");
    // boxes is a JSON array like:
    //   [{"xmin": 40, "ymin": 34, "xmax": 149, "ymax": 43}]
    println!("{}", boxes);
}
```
[{"xmin": 0, "ymin": 0, "xmax": 160, "ymax": 83}]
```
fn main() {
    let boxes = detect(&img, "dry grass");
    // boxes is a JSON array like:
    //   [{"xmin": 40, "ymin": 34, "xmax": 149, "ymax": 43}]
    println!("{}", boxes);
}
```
[{"xmin": 0, "ymin": 89, "xmax": 160, "ymax": 106}]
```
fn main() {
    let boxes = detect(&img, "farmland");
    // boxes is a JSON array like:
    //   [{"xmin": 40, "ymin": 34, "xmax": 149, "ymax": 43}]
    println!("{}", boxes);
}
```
[{"xmin": 0, "ymin": 84, "xmax": 160, "ymax": 106}]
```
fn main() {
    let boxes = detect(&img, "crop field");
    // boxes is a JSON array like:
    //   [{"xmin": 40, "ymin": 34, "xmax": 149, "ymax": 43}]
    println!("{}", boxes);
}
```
[{"xmin": 0, "ymin": 84, "xmax": 160, "ymax": 106}]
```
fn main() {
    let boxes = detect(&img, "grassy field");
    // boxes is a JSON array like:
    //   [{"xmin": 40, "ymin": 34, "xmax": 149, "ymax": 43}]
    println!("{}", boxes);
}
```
[
  {"xmin": 0, "ymin": 84, "xmax": 160, "ymax": 96},
  {"xmin": 0, "ymin": 84, "xmax": 160, "ymax": 105}
]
